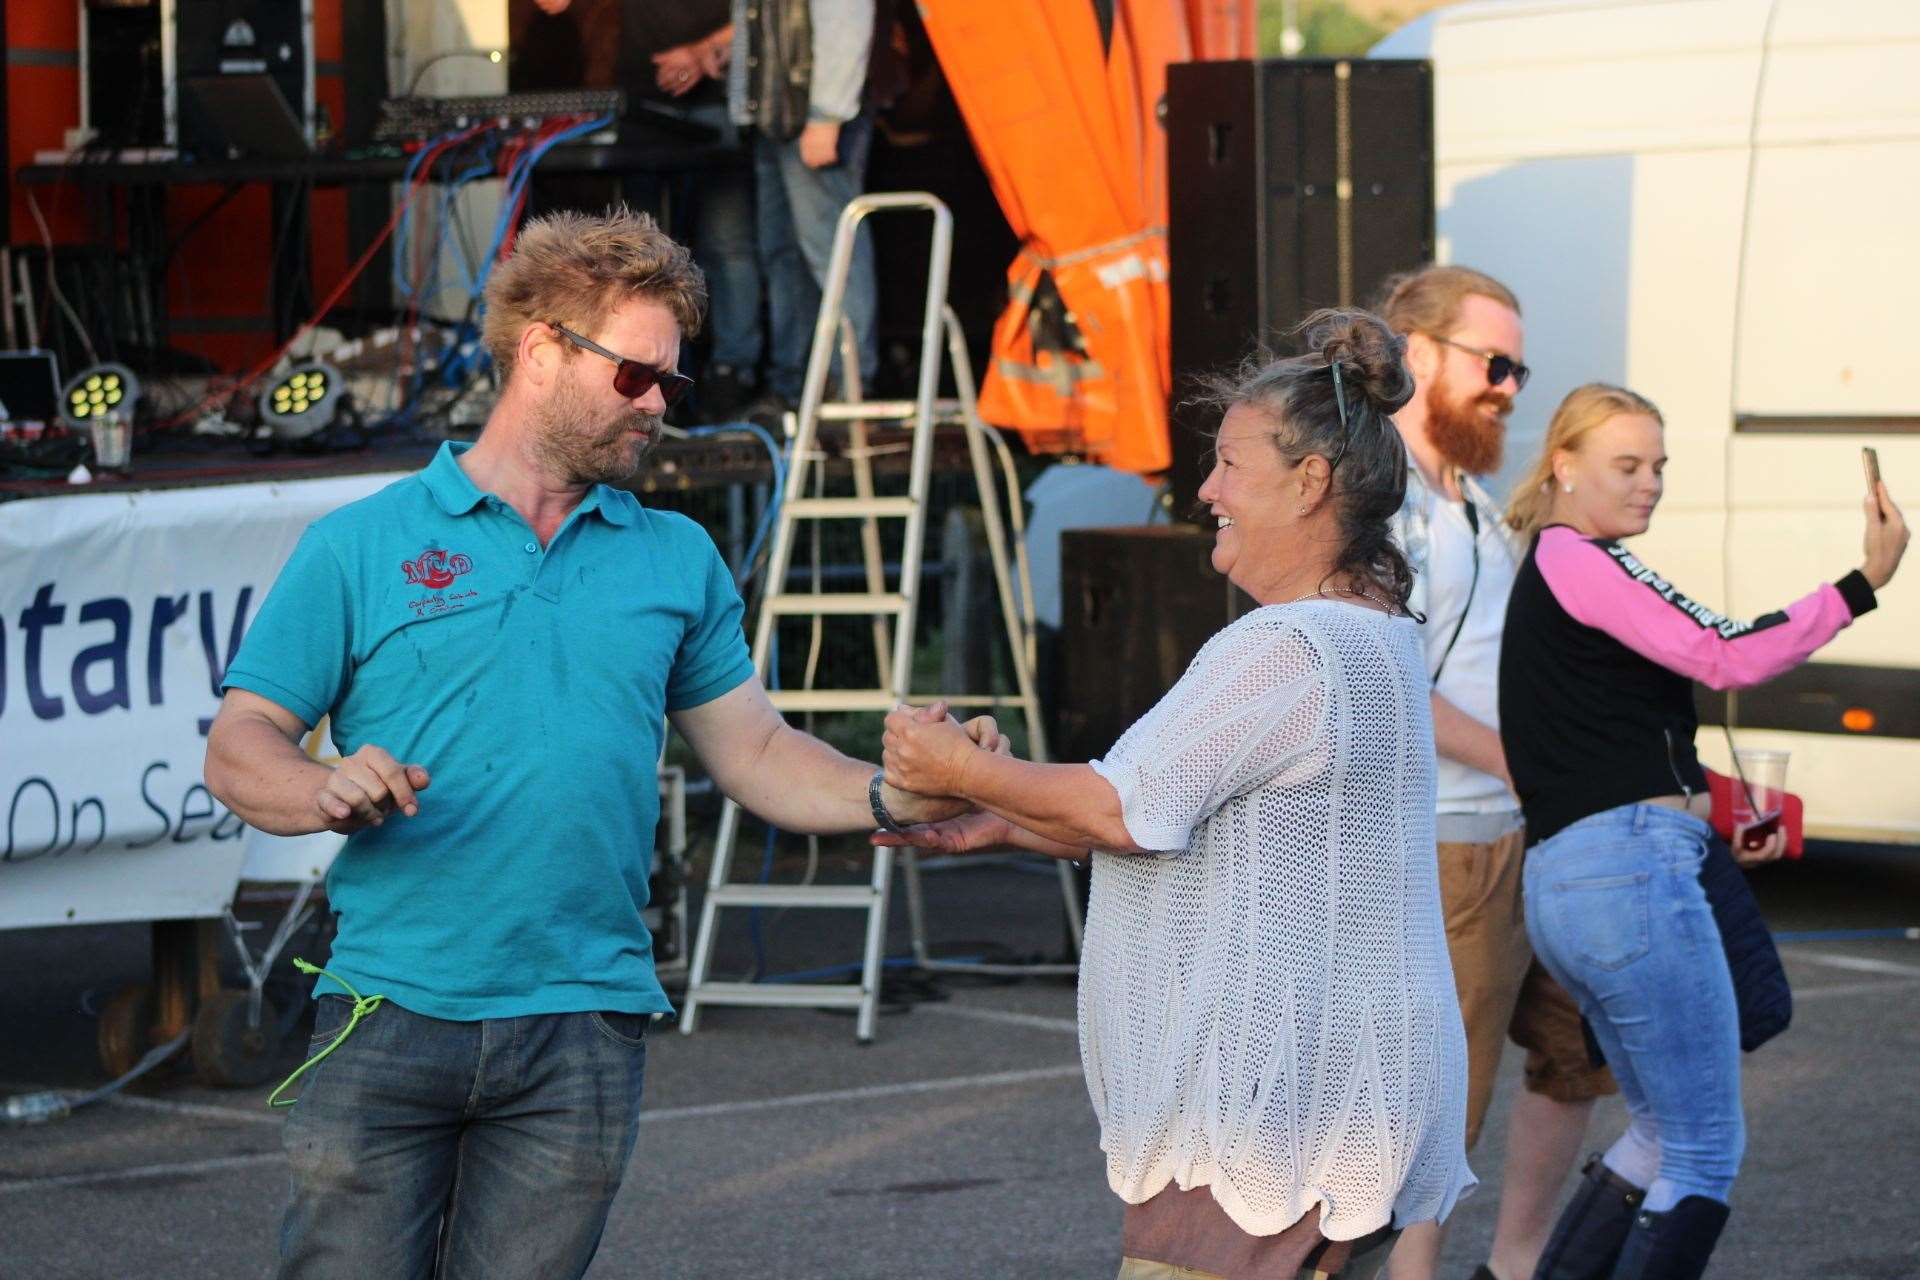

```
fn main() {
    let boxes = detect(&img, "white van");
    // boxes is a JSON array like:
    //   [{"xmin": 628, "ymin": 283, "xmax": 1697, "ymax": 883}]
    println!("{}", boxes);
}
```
[{"xmin": 1376, "ymin": 0, "xmax": 1920, "ymax": 843}]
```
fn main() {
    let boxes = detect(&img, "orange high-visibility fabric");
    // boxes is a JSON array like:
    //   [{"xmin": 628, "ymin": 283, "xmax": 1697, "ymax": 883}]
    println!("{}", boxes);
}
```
[{"xmin": 920, "ymin": 1, "xmax": 1255, "ymax": 474}]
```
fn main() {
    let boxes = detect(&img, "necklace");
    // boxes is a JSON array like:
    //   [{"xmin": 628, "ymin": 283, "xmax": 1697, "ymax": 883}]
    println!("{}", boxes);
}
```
[{"xmin": 1287, "ymin": 585, "xmax": 1397, "ymax": 612}]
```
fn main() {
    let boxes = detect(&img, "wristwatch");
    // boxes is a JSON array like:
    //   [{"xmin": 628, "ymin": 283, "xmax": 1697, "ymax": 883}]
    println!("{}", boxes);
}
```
[{"xmin": 868, "ymin": 770, "xmax": 904, "ymax": 834}]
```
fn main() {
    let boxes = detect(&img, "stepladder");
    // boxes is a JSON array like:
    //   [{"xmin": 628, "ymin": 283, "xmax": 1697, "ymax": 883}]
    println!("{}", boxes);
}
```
[{"xmin": 677, "ymin": 192, "xmax": 1082, "ymax": 1043}]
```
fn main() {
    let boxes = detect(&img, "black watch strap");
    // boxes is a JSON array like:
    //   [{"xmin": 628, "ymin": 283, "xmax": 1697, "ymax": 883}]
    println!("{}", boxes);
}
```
[{"xmin": 868, "ymin": 770, "xmax": 904, "ymax": 833}]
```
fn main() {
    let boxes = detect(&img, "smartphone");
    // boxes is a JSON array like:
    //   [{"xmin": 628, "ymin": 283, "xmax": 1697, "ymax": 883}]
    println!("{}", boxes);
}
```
[
  {"xmin": 1738, "ymin": 810, "xmax": 1782, "ymax": 851},
  {"xmin": 1863, "ymin": 445, "xmax": 1882, "ymax": 488}
]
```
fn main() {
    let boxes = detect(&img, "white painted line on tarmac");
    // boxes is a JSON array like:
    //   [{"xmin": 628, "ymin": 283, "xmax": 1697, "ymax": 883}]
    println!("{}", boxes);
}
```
[
  {"xmin": 1790, "ymin": 949, "xmax": 1920, "ymax": 979},
  {"xmin": 916, "ymin": 1003, "xmax": 1080, "ymax": 1035},
  {"xmin": 106, "ymin": 1092, "xmax": 280, "ymax": 1125},
  {"xmin": 1794, "ymin": 978, "xmax": 1920, "ymax": 1001},
  {"xmin": 636, "ymin": 1063, "xmax": 1084, "ymax": 1125},
  {"xmin": 0, "ymin": 1151, "xmax": 282, "ymax": 1196},
  {"xmin": 0, "ymin": 1063, "xmax": 1086, "ymax": 1196}
]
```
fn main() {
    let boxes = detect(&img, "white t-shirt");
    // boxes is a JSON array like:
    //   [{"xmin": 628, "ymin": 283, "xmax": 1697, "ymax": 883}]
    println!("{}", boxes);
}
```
[
  {"xmin": 1394, "ymin": 467, "xmax": 1521, "ymax": 816},
  {"xmin": 1084, "ymin": 602, "xmax": 1475, "ymax": 1241}
]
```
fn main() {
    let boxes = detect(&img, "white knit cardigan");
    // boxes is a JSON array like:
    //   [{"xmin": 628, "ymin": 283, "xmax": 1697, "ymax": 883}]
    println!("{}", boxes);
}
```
[{"xmin": 1083, "ymin": 601, "xmax": 1475, "ymax": 1240}]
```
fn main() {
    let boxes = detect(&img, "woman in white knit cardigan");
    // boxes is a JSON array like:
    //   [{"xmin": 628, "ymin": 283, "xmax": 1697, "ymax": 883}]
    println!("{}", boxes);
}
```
[{"xmin": 876, "ymin": 309, "xmax": 1473, "ymax": 1280}]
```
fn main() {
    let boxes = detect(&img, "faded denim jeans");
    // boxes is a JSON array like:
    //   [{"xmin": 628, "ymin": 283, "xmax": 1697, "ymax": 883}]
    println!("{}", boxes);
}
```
[
  {"xmin": 276, "ymin": 995, "xmax": 649, "ymax": 1279},
  {"xmin": 1522, "ymin": 803, "xmax": 1745, "ymax": 1211}
]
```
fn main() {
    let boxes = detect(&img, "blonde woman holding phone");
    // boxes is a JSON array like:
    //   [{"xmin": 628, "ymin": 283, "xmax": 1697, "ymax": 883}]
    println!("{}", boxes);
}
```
[{"xmin": 1498, "ymin": 384, "xmax": 1907, "ymax": 1280}]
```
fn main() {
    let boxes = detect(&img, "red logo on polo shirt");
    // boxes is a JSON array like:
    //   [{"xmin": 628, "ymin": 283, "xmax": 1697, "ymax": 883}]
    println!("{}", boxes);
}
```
[{"xmin": 402, "ymin": 549, "xmax": 474, "ymax": 590}]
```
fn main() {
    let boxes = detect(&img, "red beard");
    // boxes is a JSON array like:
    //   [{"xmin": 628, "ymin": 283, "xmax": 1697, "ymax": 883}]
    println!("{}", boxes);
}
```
[{"xmin": 1425, "ymin": 369, "xmax": 1512, "ymax": 477}]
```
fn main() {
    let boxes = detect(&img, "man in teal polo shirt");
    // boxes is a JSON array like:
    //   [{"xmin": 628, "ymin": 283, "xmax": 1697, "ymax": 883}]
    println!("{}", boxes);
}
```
[{"xmin": 205, "ymin": 209, "xmax": 976, "ymax": 1279}]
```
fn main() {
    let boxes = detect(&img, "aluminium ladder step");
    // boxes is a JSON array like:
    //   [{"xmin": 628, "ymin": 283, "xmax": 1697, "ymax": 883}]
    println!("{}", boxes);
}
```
[
  {"xmin": 765, "ymin": 689, "xmax": 1035, "ymax": 713},
  {"xmin": 784, "ymin": 496, "xmax": 918, "ymax": 518},
  {"xmin": 764, "ymin": 592, "xmax": 908, "ymax": 616},
  {"xmin": 704, "ymin": 883, "xmax": 878, "ymax": 909},
  {"xmin": 687, "ymin": 981, "xmax": 868, "ymax": 1009}
]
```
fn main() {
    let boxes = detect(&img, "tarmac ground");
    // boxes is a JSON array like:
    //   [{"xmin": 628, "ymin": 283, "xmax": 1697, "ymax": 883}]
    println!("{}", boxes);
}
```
[{"xmin": 2, "ymin": 838, "xmax": 1917, "ymax": 1279}]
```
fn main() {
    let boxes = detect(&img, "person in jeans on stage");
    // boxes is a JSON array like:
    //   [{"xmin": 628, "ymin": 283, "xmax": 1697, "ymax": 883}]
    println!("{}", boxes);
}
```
[
  {"xmin": 876, "ymin": 310, "xmax": 1475, "ymax": 1280},
  {"xmin": 1377, "ymin": 264, "xmax": 1615, "ymax": 1280},
  {"xmin": 1499, "ymin": 383, "xmax": 1908, "ymax": 1279},
  {"xmin": 204, "ymin": 209, "xmax": 985, "ymax": 1280},
  {"xmin": 725, "ymin": 0, "xmax": 883, "ymax": 406}
]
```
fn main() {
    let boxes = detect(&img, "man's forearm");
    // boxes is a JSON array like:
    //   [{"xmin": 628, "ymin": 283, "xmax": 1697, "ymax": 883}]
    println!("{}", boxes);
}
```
[
  {"xmin": 729, "ymin": 723, "xmax": 885, "ymax": 835},
  {"xmin": 204, "ymin": 712, "xmax": 335, "ymax": 836},
  {"xmin": 1431, "ymin": 692, "xmax": 1512, "ymax": 788}
]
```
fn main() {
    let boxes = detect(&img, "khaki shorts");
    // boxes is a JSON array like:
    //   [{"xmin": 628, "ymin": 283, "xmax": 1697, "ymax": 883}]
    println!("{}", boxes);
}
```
[
  {"xmin": 1437, "ymin": 828, "xmax": 1615, "ymax": 1148},
  {"xmin": 1510, "ymin": 954, "xmax": 1618, "ymax": 1105}
]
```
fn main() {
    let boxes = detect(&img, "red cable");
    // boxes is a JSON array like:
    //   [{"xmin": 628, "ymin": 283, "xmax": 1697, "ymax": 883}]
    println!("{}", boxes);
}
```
[{"xmin": 153, "ymin": 124, "xmax": 492, "ymax": 432}]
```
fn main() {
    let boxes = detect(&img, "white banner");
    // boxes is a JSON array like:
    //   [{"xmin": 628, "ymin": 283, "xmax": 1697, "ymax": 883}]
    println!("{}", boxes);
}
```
[{"xmin": 0, "ymin": 471, "xmax": 410, "ymax": 929}]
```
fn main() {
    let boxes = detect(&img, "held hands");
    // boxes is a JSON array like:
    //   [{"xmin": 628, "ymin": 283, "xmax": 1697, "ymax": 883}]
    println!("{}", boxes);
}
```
[
  {"xmin": 875, "ymin": 704, "xmax": 1013, "ymax": 848},
  {"xmin": 882, "ymin": 702, "xmax": 1004, "ymax": 798},
  {"xmin": 1861, "ymin": 480, "xmax": 1909, "ymax": 591},
  {"xmin": 314, "ymin": 744, "xmax": 431, "ymax": 835}
]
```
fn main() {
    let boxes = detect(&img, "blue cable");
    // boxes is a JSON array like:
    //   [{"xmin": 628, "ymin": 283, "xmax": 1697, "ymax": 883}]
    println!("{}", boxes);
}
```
[
  {"xmin": 477, "ymin": 114, "xmax": 616, "ymax": 285},
  {"xmin": 684, "ymin": 421, "xmax": 786, "ymax": 588}
]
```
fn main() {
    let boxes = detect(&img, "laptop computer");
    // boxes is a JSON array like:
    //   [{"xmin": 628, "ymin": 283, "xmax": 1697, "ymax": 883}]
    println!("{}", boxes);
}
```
[
  {"xmin": 0, "ymin": 350, "xmax": 62, "ymax": 424},
  {"xmin": 179, "ymin": 74, "xmax": 312, "ymax": 160}
]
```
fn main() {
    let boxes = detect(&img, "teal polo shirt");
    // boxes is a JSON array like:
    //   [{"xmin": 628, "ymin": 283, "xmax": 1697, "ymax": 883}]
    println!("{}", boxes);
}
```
[{"xmin": 223, "ymin": 442, "xmax": 755, "ymax": 1020}]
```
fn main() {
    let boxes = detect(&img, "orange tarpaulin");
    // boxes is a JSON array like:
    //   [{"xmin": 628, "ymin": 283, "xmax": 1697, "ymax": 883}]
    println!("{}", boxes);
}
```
[{"xmin": 920, "ymin": 0, "xmax": 1256, "ymax": 474}]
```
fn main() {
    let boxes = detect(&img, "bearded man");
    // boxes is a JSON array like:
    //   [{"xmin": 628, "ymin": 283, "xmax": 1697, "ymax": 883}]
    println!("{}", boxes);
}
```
[
  {"xmin": 1377, "ymin": 266, "xmax": 1619, "ymax": 1280},
  {"xmin": 205, "ymin": 209, "xmax": 985, "ymax": 1279}
]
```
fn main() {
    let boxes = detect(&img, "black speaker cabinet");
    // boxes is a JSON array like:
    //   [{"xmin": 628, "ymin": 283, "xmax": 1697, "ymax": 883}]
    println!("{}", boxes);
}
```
[
  {"xmin": 1164, "ymin": 58, "xmax": 1434, "ymax": 520},
  {"xmin": 1054, "ymin": 527, "xmax": 1255, "ymax": 764}
]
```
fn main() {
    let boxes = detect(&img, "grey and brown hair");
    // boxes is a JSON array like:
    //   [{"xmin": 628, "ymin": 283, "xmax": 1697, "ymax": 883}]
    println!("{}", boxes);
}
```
[
  {"xmin": 482, "ymin": 207, "xmax": 706, "ymax": 382},
  {"xmin": 1194, "ymin": 308, "xmax": 1418, "ymax": 610}
]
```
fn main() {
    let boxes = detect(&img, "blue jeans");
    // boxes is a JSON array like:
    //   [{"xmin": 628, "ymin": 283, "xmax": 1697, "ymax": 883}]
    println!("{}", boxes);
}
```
[
  {"xmin": 755, "ymin": 112, "xmax": 879, "ymax": 401},
  {"xmin": 1522, "ymin": 803, "xmax": 1744, "ymax": 1212},
  {"xmin": 623, "ymin": 102, "xmax": 762, "ymax": 372},
  {"xmin": 277, "ymin": 996, "xmax": 649, "ymax": 1279}
]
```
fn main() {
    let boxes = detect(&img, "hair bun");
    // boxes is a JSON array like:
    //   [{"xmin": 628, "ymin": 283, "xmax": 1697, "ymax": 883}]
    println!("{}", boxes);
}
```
[{"xmin": 1296, "ymin": 307, "xmax": 1414, "ymax": 416}]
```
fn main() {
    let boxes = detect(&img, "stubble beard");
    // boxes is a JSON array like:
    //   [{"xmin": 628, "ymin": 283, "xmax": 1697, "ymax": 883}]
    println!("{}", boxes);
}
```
[
  {"xmin": 1423, "ymin": 365, "xmax": 1511, "ymax": 477},
  {"xmin": 528, "ymin": 372, "xmax": 663, "ymax": 486}
]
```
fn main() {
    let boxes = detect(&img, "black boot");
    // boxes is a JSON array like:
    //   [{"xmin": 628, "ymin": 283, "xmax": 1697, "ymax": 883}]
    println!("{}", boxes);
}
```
[
  {"xmin": 1532, "ymin": 1154, "xmax": 1646, "ymax": 1279},
  {"xmin": 1608, "ymin": 1196, "xmax": 1729, "ymax": 1280}
]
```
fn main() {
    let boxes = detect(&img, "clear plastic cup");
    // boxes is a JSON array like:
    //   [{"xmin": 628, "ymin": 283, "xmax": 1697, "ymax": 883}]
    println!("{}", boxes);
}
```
[
  {"xmin": 89, "ymin": 416, "xmax": 131, "ymax": 472},
  {"xmin": 1730, "ymin": 747, "xmax": 1789, "ymax": 846}
]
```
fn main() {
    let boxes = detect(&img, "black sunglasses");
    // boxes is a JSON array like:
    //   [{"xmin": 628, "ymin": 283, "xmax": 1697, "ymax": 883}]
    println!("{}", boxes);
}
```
[
  {"xmin": 551, "ymin": 324, "xmax": 694, "ymax": 407},
  {"xmin": 1429, "ymin": 333, "xmax": 1530, "ymax": 390}
]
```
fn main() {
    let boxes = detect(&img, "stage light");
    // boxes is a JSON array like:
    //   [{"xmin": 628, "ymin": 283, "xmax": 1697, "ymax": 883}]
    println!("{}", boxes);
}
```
[
  {"xmin": 60, "ymin": 363, "xmax": 141, "ymax": 430},
  {"xmin": 260, "ymin": 360, "xmax": 345, "ymax": 441}
]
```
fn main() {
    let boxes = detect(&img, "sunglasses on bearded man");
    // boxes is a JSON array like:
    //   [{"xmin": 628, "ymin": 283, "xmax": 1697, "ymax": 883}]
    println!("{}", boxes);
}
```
[
  {"xmin": 550, "ymin": 324, "xmax": 695, "ymax": 407},
  {"xmin": 1427, "ymin": 333, "xmax": 1531, "ymax": 391}
]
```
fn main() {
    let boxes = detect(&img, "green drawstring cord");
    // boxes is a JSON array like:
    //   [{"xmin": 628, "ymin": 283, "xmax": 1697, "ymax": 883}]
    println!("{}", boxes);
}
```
[{"xmin": 266, "ymin": 958, "xmax": 386, "ymax": 1109}]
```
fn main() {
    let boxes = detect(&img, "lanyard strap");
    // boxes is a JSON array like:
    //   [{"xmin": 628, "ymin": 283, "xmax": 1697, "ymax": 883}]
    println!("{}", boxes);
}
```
[
  {"xmin": 266, "ymin": 958, "xmax": 386, "ymax": 1109},
  {"xmin": 1431, "ymin": 494, "xmax": 1482, "ymax": 684}
]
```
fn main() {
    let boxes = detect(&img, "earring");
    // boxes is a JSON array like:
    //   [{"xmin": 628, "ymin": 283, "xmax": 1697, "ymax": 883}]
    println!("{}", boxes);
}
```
[
  {"xmin": 1561, "ymin": 482, "xmax": 1574, "ymax": 494},
  {"xmin": 1298, "ymin": 505, "xmax": 1308, "ymax": 516}
]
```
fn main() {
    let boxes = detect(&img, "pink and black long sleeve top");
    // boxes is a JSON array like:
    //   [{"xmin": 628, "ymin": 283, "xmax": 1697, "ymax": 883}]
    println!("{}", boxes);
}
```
[{"xmin": 1498, "ymin": 524, "xmax": 1876, "ymax": 844}]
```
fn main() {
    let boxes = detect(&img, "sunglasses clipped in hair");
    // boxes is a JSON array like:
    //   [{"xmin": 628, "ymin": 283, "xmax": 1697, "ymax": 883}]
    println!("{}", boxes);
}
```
[
  {"xmin": 551, "ymin": 324, "xmax": 694, "ymax": 407},
  {"xmin": 1429, "ymin": 333, "xmax": 1530, "ymax": 390}
]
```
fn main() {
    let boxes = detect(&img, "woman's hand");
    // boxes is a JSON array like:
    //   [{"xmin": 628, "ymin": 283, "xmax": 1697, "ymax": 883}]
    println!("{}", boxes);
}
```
[
  {"xmin": 1733, "ymin": 827, "xmax": 1788, "ymax": 868},
  {"xmin": 1861, "ymin": 480, "xmax": 1909, "ymax": 590},
  {"xmin": 871, "ymin": 809, "xmax": 1014, "ymax": 855},
  {"xmin": 882, "ymin": 701, "xmax": 989, "ymax": 797}
]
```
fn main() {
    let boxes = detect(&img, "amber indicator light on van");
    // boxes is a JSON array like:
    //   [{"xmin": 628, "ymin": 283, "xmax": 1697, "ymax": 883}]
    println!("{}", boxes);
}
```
[{"xmin": 1841, "ymin": 708, "xmax": 1876, "ymax": 733}]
